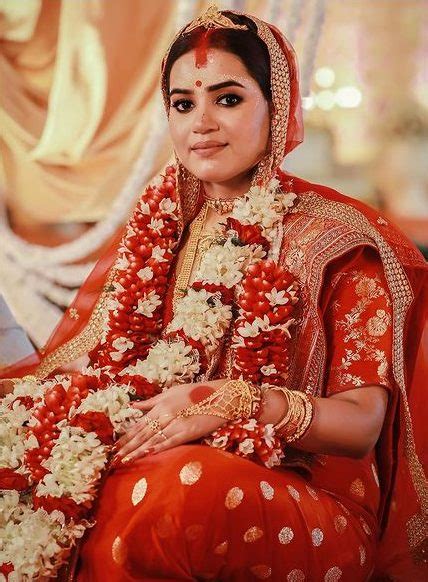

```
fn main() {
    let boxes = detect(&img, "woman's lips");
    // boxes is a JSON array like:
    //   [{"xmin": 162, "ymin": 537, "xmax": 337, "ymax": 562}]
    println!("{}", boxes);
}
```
[{"xmin": 191, "ymin": 142, "xmax": 227, "ymax": 157}]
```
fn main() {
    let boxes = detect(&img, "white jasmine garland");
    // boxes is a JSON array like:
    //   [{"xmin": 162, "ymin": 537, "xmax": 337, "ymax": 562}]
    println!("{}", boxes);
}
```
[
  {"xmin": 119, "ymin": 339, "xmax": 200, "ymax": 388},
  {"xmin": 0, "ymin": 401, "xmax": 33, "ymax": 470},
  {"xmin": 36, "ymin": 426, "xmax": 107, "ymax": 504},
  {"xmin": 196, "ymin": 239, "xmax": 265, "ymax": 288},
  {"xmin": 74, "ymin": 384, "xmax": 142, "ymax": 431},
  {"xmin": 0, "ymin": 491, "xmax": 85, "ymax": 580},
  {"xmin": 167, "ymin": 288, "xmax": 232, "ymax": 348},
  {"xmin": 231, "ymin": 178, "xmax": 296, "ymax": 243}
]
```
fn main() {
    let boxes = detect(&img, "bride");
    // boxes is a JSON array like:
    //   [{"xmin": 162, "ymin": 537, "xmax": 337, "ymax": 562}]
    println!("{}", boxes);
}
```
[{"xmin": 1, "ymin": 7, "xmax": 426, "ymax": 582}]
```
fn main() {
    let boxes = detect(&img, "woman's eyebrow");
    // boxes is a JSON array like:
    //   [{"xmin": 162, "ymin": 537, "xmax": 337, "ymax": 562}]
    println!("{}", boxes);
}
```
[{"xmin": 169, "ymin": 80, "xmax": 245, "ymax": 97}]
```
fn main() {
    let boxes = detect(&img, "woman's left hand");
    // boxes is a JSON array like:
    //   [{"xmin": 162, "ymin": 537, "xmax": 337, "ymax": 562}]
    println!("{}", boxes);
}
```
[{"xmin": 112, "ymin": 380, "xmax": 226, "ymax": 466}]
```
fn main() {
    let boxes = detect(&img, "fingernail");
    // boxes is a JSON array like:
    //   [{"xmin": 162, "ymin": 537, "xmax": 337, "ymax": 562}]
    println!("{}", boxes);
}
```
[
  {"xmin": 144, "ymin": 448, "xmax": 155, "ymax": 455},
  {"xmin": 121, "ymin": 456, "xmax": 132, "ymax": 464}
]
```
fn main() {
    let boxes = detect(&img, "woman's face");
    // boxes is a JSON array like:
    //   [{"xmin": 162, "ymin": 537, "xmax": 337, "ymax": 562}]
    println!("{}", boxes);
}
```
[{"xmin": 168, "ymin": 48, "xmax": 271, "ymax": 186}]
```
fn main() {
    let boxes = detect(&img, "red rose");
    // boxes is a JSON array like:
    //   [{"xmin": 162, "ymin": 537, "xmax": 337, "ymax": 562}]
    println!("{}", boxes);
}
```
[
  {"xmin": 70, "ymin": 411, "xmax": 114, "ymax": 445},
  {"xmin": 32, "ymin": 494, "xmax": 90, "ymax": 522},
  {"xmin": 128, "ymin": 376, "xmax": 160, "ymax": 400},
  {"xmin": 226, "ymin": 218, "xmax": 269, "ymax": 250},
  {"xmin": 191, "ymin": 281, "xmax": 234, "ymax": 305},
  {"xmin": 0, "ymin": 468, "xmax": 29, "ymax": 491}
]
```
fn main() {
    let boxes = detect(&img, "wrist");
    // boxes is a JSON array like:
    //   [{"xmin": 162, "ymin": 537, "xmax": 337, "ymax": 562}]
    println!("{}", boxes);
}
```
[{"xmin": 258, "ymin": 388, "xmax": 289, "ymax": 425}]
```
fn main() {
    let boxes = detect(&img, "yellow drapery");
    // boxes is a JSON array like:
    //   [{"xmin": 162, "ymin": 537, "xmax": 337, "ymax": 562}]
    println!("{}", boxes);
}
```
[{"xmin": 0, "ymin": 0, "xmax": 181, "ymax": 224}]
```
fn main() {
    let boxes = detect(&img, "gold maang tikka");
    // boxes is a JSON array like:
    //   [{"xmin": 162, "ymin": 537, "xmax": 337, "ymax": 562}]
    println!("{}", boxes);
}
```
[{"xmin": 183, "ymin": 5, "xmax": 248, "ymax": 33}]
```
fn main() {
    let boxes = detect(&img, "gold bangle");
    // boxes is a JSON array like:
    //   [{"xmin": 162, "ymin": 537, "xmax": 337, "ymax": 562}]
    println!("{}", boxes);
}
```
[{"xmin": 274, "ymin": 390, "xmax": 315, "ymax": 443}]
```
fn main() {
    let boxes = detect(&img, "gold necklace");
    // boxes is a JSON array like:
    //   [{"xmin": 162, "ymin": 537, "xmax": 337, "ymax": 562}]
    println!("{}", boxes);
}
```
[
  {"xmin": 173, "ymin": 203, "xmax": 208, "ymax": 308},
  {"xmin": 204, "ymin": 196, "xmax": 239, "ymax": 215}
]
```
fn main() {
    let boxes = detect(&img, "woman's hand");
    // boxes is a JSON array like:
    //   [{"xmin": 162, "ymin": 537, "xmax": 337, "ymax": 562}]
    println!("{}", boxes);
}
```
[{"xmin": 112, "ymin": 380, "xmax": 226, "ymax": 465}]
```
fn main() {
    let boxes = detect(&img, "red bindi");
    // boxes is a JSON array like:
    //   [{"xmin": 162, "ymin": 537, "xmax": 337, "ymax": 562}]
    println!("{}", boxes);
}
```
[{"xmin": 195, "ymin": 80, "xmax": 202, "ymax": 87}]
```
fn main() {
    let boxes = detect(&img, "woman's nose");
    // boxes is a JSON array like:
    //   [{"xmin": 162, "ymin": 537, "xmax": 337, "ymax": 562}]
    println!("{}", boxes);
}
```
[{"xmin": 192, "ymin": 109, "xmax": 218, "ymax": 134}]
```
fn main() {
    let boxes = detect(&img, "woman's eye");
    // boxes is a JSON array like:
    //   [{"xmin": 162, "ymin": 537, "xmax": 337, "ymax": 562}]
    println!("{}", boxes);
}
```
[
  {"xmin": 171, "ymin": 99, "xmax": 194, "ymax": 113},
  {"xmin": 217, "ymin": 93, "xmax": 243, "ymax": 107}
]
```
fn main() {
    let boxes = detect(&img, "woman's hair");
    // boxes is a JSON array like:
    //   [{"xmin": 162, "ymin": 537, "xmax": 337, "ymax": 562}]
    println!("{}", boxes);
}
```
[{"xmin": 163, "ymin": 13, "xmax": 272, "ymax": 101}]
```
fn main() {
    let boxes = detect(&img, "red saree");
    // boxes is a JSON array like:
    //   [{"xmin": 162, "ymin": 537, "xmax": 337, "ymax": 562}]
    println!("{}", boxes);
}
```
[{"xmin": 72, "ymin": 183, "xmax": 426, "ymax": 580}]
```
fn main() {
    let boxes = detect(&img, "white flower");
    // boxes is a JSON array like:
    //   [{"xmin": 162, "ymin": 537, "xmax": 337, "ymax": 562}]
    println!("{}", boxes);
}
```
[
  {"xmin": 0, "ymin": 491, "xmax": 85, "ymax": 579},
  {"xmin": 112, "ymin": 337, "xmax": 134, "ymax": 352},
  {"xmin": 110, "ymin": 337, "xmax": 134, "ymax": 362},
  {"xmin": 148, "ymin": 217, "xmax": 164, "ymax": 234},
  {"xmin": 265, "ymin": 287, "xmax": 289, "ymax": 306},
  {"xmin": 196, "ymin": 239, "xmax": 264, "ymax": 288},
  {"xmin": 263, "ymin": 424, "xmax": 276, "ymax": 447},
  {"xmin": 112, "ymin": 281, "xmax": 125, "ymax": 294},
  {"xmin": 265, "ymin": 448, "xmax": 284, "ymax": 468},
  {"xmin": 238, "ymin": 438, "xmax": 255, "ymax": 455},
  {"xmin": 282, "ymin": 192, "xmax": 297, "ymax": 209},
  {"xmin": 140, "ymin": 201, "xmax": 151, "ymax": 215},
  {"xmin": 243, "ymin": 418, "xmax": 258, "ymax": 430},
  {"xmin": 167, "ymin": 288, "xmax": 232, "ymax": 348},
  {"xmin": 120, "ymin": 339, "xmax": 200, "ymax": 388},
  {"xmin": 151, "ymin": 245, "xmax": 168, "ymax": 262},
  {"xmin": 261, "ymin": 364, "xmax": 277, "ymax": 376},
  {"xmin": 231, "ymin": 178, "xmax": 296, "ymax": 243},
  {"xmin": 159, "ymin": 197, "xmax": 177, "ymax": 216},
  {"xmin": 135, "ymin": 291, "xmax": 161, "ymax": 317},
  {"xmin": 210, "ymin": 435, "xmax": 229, "ymax": 448},
  {"xmin": 237, "ymin": 315, "xmax": 271, "ymax": 338},
  {"xmin": 136, "ymin": 267, "xmax": 154, "ymax": 281},
  {"xmin": 36, "ymin": 426, "xmax": 107, "ymax": 504},
  {"xmin": 115, "ymin": 253, "xmax": 129, "ymax": 270},
  {"xmin": 75, "ymin": 384, "xmax": 141, "ymax": 432}
]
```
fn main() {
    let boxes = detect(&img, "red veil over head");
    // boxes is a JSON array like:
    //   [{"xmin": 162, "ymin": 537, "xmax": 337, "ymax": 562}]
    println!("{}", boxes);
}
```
[{"xmin": 1, "ymin": 7, "xmax": 427, "ymax": 580}]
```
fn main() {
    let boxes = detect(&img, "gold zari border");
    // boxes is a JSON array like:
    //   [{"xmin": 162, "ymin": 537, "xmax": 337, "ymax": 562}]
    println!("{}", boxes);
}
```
[{"xmin": 286, "ymin": 192, "xmax": 427, "ymax": 542}]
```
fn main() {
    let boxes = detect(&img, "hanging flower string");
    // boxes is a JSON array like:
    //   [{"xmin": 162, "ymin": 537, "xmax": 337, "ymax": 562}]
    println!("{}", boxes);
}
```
[{"xmin": 0, "ymin": 168, "xmax": 299, "ymax": 579}]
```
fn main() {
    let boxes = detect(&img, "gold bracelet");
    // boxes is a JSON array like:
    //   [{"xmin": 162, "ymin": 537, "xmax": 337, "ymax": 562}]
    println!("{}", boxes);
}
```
[
  {"xmin": 274, "ymin": 389, "xmax": 315, "ymax": 443},
  {"xmin": 176, "ymin": 379, "xmax": 261, "ymax": 421},
  {"xmin": 270, "ymin": 386, "xmax": 293, "ymax": 431}
]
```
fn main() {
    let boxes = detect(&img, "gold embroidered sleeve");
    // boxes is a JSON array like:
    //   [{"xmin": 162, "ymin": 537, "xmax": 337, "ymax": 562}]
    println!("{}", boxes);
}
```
[{"xmin": 323, "ymin": 249, "xmax": 393, "ymax": 395}]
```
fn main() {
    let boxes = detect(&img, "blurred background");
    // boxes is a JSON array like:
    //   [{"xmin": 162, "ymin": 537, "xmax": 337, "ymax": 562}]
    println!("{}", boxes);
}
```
[{"xmin": 1, "ymin": 0, "xmax": 427, "ymax": 354}]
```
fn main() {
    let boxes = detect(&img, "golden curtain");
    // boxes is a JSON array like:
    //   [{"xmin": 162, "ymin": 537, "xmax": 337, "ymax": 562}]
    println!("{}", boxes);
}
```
[{"xmin": 0, "ymin": 0, "xmax": 180, "ymax": 225}]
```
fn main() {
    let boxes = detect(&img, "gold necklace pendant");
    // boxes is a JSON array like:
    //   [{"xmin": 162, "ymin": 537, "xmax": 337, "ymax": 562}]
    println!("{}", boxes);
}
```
[{"xmin": 204, "ymin": 196, "xmax": 239, "ymax": 215}]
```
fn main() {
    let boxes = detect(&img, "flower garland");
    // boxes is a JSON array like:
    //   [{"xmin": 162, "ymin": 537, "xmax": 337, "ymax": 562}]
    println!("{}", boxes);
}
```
[{"xmin": 0, "ymin": 168, "xmax": 299, "ymax": 579}]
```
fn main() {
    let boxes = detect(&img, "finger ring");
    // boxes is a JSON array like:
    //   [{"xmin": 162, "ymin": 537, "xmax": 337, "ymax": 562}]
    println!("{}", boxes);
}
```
[
  {"xmin": 144, "ymin": 416, "xmax": 161, "ymax": 434},
  {"xmin": 158, "ymin": 429, "xmax": 168, "ymax": 441}
]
